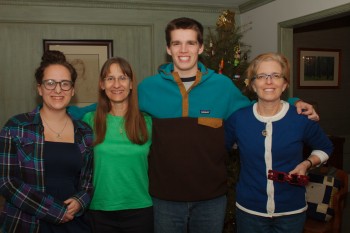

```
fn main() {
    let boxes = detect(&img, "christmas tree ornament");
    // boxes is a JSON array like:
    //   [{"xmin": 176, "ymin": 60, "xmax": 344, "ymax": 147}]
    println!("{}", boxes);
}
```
[
  {"xmin": 218, "ymin": 58, "xmax": 224, "ymax": 74},
  {"xmin": 243, "ymin": 52, "xmax": 248, "ymax": 61},
  {"xmin": 233, "ymin": 45, "xmax": 241, "ymax": 67},
  {"xmin": 209, "ymin": 39, "xmax": 215, "ymax": 56},
  {"xmin": 216, "ymin": 10, "xmax": 235, "ymax": 30}
]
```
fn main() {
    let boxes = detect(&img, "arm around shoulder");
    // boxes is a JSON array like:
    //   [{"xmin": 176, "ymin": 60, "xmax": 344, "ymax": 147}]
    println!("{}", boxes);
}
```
[{"xmin": 67, "ymin": 103, "xmax": 97, "ymax": 120}]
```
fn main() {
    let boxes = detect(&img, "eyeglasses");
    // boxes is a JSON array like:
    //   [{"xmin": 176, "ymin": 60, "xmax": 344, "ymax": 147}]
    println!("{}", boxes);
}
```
[
  {"xmin": 41, "ymin": 79, "xmax": 74, "ymax": 91},
  {"xmin": 104, "ymin": 75, "xmax": 130, "ymax": 84},
  {"xmin": 254, "ymin": 73, "xmax": 284, "ymax": 81}
]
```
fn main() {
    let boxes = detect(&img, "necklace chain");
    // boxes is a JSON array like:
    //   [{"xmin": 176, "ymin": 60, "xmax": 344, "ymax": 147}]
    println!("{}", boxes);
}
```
[
  {"xmin": 42, "ymin": 116, "xmax": 69, "ymax": 139},
  {"xmin": 111, "ymin": 115, "xmax": 124, "ymax": 134}
]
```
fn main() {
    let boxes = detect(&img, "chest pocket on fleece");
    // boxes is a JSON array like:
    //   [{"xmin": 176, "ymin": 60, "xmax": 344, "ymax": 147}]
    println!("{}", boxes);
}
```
[{"xmin": 198, "ymin": 118, "xmax": 222, "ymax": 128}]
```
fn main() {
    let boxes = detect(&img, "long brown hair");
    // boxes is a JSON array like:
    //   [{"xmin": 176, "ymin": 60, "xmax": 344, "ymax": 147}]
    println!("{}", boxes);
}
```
[{"xmin": 93, "ymin": 57, "xmax": 148, "ymax": 145}]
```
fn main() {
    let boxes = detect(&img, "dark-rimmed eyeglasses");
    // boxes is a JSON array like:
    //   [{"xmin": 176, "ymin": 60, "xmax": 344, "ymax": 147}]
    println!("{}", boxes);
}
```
[
  {"xmin": 254, "ymin": 73, "xmax": 284, "ymax": 81},
  {"xmin": 41, "ymin": 79, "xmax": 74, "ymax": 91}
]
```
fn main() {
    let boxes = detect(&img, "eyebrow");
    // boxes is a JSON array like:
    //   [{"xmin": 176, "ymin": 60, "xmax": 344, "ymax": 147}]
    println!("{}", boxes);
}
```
[{"xmin": 171, "ymin": 40, "xmax": 198, "ymax": 44}]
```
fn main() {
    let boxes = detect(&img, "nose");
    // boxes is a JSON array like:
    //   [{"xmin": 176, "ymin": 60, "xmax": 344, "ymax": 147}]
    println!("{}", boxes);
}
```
[
  {"xmin": 265, "ymin": 75, "xmax": 273, "ymax": 84},
  {"xmin": 180, "ymin": 44, "xmax": 188, "ymax": 53},
  {"xmin": 112, "ymin": 78, "xmax": 122, "ymax": 86},
  {"xmin": 54, "ymin": 83, "xmax": 62, "ymax": 93}
]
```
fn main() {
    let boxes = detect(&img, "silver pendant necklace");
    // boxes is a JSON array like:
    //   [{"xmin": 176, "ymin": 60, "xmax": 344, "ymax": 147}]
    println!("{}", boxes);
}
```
[{"xmin": 42, "ymin": 116, "xmax": 68, "ymax": 139}]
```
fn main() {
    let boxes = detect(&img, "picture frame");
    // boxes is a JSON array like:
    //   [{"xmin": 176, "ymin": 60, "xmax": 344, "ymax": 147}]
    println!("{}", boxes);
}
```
[
  {"xmin": 298, "ymin": 48, "xmax": 341, "ymax": 88},
  {"xmin": 43, "ymin": 39, "xmax": 113, "ymax": 104}
]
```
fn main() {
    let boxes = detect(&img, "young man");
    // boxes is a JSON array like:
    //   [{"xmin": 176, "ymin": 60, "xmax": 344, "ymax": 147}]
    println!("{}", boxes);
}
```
[{"xmin": 137, "ymin": 17, "xmax": 318, "ymax": 233}]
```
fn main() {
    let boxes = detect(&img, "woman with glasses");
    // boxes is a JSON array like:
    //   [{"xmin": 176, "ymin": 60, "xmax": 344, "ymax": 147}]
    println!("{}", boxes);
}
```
[
  {"xmin": 224, "ymin": 53, "xmax": 333, "ymax": 233},
  {"xmin": 0, "ymin": 50, "xmax": 94, "ymax": 233},
  {"xmin": 82, "ymin": 57, "xmax": 153, "ymax": 233}
]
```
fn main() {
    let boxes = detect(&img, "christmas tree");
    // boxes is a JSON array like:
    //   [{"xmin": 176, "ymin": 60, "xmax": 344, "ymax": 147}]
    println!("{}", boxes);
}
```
[
  {"xmin": 201, "ymin": 9, "xmax": 253, "ymax": 100},
  {"xmin": 201, "ymin": 10, "xmax": 252, "ymax": 233}
]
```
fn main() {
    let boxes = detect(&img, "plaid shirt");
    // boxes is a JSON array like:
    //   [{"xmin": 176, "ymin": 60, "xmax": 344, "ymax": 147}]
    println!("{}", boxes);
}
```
[{"xmin": 0, "ymin": 106, "xmax": 94, "ymax": 233}]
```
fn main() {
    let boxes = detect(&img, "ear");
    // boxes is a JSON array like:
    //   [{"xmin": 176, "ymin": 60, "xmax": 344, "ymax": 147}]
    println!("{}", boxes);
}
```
[
  {"xmin": 282, "ymin": 82, "xmax": 288, "ymax": 92},
  {"xmin": 166, "ymin": 46, "xmax": 172, "ymax": 56},
  {"xmin": 251, "ymin": 83, "xmax": 257, "ymax": 92},
  {"xmin": 100, "ymin": 80, "xmax": 105, "ymax": 90},
  {"xmin": 37, "ymin": 84, "xmax": 43, "ymax": 96},
  {"xmin": 198, "ymin": 44, "xmax": 204, "ymax": 55},
  {"xmin": 71, "ymin": 88, "xmax": 75, "ymax": 97}
]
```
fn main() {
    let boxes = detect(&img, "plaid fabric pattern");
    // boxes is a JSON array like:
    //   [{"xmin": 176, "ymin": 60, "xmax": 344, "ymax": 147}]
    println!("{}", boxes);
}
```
[
  {"xmin": 306, "ymin": 167, "xmax": 340, "ymax": 222},
  {"xmin": 0, "ymin": 106, "xmax": 94, "ymax": 233}
]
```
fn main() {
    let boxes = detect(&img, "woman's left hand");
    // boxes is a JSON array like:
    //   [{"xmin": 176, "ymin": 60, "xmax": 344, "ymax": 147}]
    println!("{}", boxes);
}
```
[
  {"xmin": 64, "ymin": 198, "xmax": 82, "ymax": 216},
  {"xmin": 289, "ymin": 161, "xmax": 310, "ymax": 176}
]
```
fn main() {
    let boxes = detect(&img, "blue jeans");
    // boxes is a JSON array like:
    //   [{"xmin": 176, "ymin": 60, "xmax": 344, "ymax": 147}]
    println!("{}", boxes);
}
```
[
  {"xmin": 152, "ymin": 195, "xmax": 227, "ymax": 233},
  {"xmin": 236, "ymin": 208, "xmax": 306, "ymax": 233}
]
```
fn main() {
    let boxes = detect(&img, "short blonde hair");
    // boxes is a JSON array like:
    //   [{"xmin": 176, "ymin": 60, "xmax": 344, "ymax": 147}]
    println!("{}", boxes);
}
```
[{"xmin": 246, "ymin": 52, "xmax": 290, "ymax": 91}]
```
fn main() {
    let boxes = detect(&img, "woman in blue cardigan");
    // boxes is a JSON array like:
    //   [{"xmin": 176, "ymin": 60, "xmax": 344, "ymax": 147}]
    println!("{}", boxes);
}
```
[{"xmin": 224, "ymin": 52, "xmax": 333, "ymax": 233}]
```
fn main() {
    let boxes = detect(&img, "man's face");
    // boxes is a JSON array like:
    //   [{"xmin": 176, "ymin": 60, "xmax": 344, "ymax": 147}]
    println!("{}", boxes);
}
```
[{"xmin": 166, "ymin": 29, "xmax": 204, "ymax": 77}]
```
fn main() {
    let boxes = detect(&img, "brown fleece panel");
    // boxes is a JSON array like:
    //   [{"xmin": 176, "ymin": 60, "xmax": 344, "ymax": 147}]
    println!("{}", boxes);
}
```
[
  {"xmin": 172, "ymin": 71, "xmax": 203, "ymax": 117},
  {"xmin": 149, "ymin": 117, "xmax": 228, "ymax": 201},
  {"xmin": 172, "ymin": 72, "xmax": 188, "ymax": 116}
]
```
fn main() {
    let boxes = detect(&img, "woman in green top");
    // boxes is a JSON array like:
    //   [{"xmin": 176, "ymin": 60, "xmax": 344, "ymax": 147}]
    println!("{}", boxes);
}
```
[{"xmin": 82, "ymin": 57, "xmax": 153, "ymax": 233}]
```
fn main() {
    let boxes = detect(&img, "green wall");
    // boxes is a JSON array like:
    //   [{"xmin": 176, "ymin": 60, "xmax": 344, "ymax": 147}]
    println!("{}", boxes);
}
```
[{"xmin": 0, "ymin": 1, "xmax": 234, "ymax": 126}]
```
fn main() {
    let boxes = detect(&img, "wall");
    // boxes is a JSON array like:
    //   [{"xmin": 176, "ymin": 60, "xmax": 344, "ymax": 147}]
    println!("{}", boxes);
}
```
[
  {"xmin": 239, "ymin": 0, "xmax": 350, "ymax": 58},
  {"xmin": 0, "ymin": 0, "xmax": 231, "ymax": 127},
  {"xmin": 294, "ymin": 27, "xmax": 350, "ymax": 173}
]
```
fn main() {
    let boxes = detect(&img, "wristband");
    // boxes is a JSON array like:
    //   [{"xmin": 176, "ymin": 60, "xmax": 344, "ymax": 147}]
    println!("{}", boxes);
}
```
[{"xmin": 305, "ymin": 159, "xmax": 313, "ymax": 169}]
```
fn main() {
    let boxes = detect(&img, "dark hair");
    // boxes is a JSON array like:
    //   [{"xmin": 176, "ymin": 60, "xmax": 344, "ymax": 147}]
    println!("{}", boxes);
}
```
[
  {"xmin": 165, "ymin": 17, "xmax": 204, "ymax": 47},
  {"xmin": 94, "ymin": 57, "xmax": 149, "ymax": 145},
  {"xmin": 35, "ymin": 50, "xmax": 77, "ymax": 84}
]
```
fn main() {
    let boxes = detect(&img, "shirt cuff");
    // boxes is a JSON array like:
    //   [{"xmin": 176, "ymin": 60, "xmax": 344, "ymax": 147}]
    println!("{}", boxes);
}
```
[{"xmin": 309, "ymin": 150, "xmax": 329, "ymax": 165}]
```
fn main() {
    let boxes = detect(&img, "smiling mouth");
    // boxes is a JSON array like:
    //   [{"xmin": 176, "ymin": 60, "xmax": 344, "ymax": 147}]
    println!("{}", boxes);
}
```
[
  {"xmin": 179, "ymin": 56, "xmax": 190, "ymax": 61},
  {"xmin": 51, "ymin": 96, "xmax": 64, "ymax": 99},
  {"xmin": 111, "ymin": 90, "xmax": 124, "ymax": 94}
]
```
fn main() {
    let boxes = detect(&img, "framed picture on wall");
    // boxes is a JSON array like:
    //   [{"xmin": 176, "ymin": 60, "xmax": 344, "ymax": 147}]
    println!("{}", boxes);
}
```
[
  {"xmin": 298, "ymin": 48, "xmax": 341, "ymax": 88},
  {"xmin": 43, "ymin": 39, "xmax": 113, "ymax": 105}
]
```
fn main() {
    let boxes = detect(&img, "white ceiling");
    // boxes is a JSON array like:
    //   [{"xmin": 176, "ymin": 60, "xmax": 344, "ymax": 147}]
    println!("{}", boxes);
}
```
[{"xmin": 129, "ymin": 0, "xmax": 252, "ymax": 8}]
